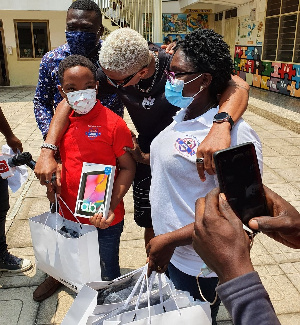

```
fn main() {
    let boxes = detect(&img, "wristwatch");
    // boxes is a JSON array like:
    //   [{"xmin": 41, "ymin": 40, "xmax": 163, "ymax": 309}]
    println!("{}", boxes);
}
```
[{"xmin": 213, "ymin": 112, "xmax": 234, "ymax": 130}]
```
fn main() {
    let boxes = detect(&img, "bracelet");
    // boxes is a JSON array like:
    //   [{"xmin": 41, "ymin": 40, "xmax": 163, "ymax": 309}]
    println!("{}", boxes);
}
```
[{"xmin": 41, "ymin": 143, "xmax": 58, "ymax": 151}]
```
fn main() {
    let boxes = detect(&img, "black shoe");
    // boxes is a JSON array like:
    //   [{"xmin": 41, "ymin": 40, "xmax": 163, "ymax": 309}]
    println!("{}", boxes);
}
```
[{"xmin": 0, "ymin": 251, "xmax": 32, "ymax": 273}]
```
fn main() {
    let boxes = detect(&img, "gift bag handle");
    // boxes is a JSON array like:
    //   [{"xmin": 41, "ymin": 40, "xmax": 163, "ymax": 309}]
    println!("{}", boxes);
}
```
[
  {"xmin": 126, "ymin": 266, "xmax": 181, "ymax": 324},
  {"xmin": 59, "ymin": 196, "xmax": 83, "ymax": 232},
  {"xmin": 44, "ymin": 193, "xmax": 60, "ymax": 233}
]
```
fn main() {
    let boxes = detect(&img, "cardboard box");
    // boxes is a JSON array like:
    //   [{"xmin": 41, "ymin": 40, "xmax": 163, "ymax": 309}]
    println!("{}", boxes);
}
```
[{"xmin": 75, "ymin": 162, "xmax": 115, "ymax": 219}]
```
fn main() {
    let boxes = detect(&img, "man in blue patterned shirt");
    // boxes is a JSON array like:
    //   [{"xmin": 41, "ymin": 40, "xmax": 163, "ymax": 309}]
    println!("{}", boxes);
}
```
[
  {"xmin": 32, "ymin": 0, "xmax": 124, "ymax": 303},
  {"xmin": 33, "ymin": 0, "xmax": 123, "ymax": 140}
]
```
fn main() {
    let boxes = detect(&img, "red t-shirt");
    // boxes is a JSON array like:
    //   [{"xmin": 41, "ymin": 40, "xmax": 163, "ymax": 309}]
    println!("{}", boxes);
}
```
[{"xmin": 59, "ymin": 100, "xmax": 133, "ymax": 226}]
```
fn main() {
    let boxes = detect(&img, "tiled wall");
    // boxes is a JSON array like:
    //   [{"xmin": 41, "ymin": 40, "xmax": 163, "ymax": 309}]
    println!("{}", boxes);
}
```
[{"xmin": 234, "ymin": 46, "xmax": 300, "ymax": 98}]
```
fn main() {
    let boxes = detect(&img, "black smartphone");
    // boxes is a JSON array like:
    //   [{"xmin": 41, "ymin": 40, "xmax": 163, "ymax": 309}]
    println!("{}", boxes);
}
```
[{"xmin": 213, "ymin": 142, "xmax": 269, "ymax": 225}]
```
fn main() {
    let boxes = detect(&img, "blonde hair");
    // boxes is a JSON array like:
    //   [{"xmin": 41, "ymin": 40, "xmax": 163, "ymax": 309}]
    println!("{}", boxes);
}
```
[{"xmin": 99, "ymin": 28, "xmax": 151, "ymax": 75}]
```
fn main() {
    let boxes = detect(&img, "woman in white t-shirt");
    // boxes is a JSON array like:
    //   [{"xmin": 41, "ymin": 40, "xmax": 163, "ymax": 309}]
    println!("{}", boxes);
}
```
[{"xmin": 147, "ymin": 28, "xmax": 263, "ymax": 325}]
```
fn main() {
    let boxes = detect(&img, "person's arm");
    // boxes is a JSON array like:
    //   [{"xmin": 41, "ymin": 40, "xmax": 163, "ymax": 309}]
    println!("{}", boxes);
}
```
[
  {"xmin": 146, "ymin": 223, "xmax": 194, "ymax": 275},
  {"xmin": 196, "ymin": 75, "xmax": 250, "ymax": 181},
  {"xmin": 124, "ymin": 131, "xmax": 150, "ymax": 165},
  {"xmin": 33, "ymin": 55, "xmax": 58, "ymax": 139},
  {"xmin": 34, "ymin": 99, "xmax": 71, "ymax": 185},
  {"xmin": 217, "ymin": 271, "xmax": 281, "ymax": 325},
  {"xmin": 249, "ymin": 185, "xmax": 300, "ymax": 248},
  {"xmin": 0, "ymin": 107, "xmax": 23, "ymax": 153},
  {"xmin": 89, "ymin": 151, "xmax": 136, "ymax": 228}
]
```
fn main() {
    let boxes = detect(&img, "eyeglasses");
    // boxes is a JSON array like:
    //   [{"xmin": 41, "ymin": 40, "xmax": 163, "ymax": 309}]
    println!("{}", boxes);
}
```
[
  {"xmin": 101, "ymin": 65, "xmax": 147, "ymax": 88},
  {"xmin": 165, "ymin": 69, "xmax": 201, "ymax": 84}
]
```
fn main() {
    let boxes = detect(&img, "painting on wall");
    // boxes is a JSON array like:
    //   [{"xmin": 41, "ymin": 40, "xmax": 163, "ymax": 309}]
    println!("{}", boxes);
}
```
[
  {"xmin": 236, "ymin": 15, "xmax": 264, "ymax": 46},
  {"xmin": 235, "ymin": 45, "xmax": 300, "ymax": 98},
  {"xmin": 162, "ymin": 11, "xmax": 210, "ymax": 44},
  {"xmin": 165, "ymin": 34, "xmax": 186, "ymax": 43},
  {"xmin": 187, "ymin": 13, "xmax": 209, "ymax": 31},
  {"xmin": 162, "ymin": 14, "xmax": 187, "ymax": 33}
]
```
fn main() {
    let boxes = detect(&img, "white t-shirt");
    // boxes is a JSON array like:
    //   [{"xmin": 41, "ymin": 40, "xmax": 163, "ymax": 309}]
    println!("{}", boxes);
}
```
[{"xmin": 149, "ymin": 106, "xmax": 263, "ymax": 277}]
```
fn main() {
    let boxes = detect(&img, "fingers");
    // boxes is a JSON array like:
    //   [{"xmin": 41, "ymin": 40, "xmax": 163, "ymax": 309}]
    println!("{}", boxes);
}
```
[
  {"xmin": 195, "ymin": 197, "xmax": 206, "ymax": 228},
  {"xmin": 196, "ymin": 158, "xmax": 206, "ymax": 182},
  {"xmin": 90, "ymin": 211, "xmax": 115, "ymax": 229},
  {"xmin": 249, "ymin": 215, "xmax": 284, "ymax": 233},
  {"xmin": 218, "ymin": 193, "xmax": 242, "ymax": 225},
  {"xmin": 90, "ymin": 213, "xmax": 108, "ymax": 229},
  {"xmin": 196, "ymin": 150, "xmax": 215, "ymax": 182}
]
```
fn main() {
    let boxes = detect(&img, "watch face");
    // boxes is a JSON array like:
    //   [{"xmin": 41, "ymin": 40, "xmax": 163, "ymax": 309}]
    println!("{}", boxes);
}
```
[{"xmin": 215, "ymin": 112, "xmax": 228, "ymax": 120}]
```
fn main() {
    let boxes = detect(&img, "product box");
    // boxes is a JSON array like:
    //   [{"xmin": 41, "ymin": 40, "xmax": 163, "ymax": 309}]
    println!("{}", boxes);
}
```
[{"xmin": 75, "ymin": 162, "xmax": 115, "ymax": 219}]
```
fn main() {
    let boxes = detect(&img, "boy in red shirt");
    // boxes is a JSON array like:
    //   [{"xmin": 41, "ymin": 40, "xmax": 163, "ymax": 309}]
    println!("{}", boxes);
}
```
[{"xmin": 33, "ymin": 54, "xmax": 135, "ymax": 301}]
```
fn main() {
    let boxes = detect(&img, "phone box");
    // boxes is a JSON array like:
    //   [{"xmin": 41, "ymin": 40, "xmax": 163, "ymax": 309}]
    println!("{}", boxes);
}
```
[{"xmin": 75, "ymin": 162, "xmax": 116, "ymax": 219}]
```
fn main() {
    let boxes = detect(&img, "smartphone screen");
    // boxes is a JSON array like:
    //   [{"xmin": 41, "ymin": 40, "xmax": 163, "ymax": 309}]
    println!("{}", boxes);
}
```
[
  {"xmin": 76, "ymin": 171, "xmax": 110, "ymax": 217},
  {"xmin": 213, "ymin": 142, "xmax": 268, "ymax": 225}
]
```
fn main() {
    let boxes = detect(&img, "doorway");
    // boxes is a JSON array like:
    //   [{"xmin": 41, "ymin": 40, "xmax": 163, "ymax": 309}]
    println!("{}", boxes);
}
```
[{"xmin": 0, "ymin": 20, "xmax": 9, "ymax": 86}]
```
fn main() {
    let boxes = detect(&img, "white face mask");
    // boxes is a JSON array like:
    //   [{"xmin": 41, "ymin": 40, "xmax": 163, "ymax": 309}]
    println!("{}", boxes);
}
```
[{"xmin": 64, "ymin": 88, "xmax": 97, "ymax": 114}]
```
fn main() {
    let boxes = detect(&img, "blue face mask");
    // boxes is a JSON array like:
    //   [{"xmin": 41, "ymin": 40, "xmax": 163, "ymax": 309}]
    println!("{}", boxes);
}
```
[
  {"xmin": 65, "ymin": 31, "xmax": 98, "ymax": 57},
  {"xmin": 165, "ymin": 74, "xmax": 203, "ymax": 109}
]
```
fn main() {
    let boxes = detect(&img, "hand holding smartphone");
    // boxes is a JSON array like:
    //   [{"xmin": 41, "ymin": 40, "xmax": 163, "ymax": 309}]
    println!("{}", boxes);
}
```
[{"xmin": 213, "ymin": 142, "xmax": 269, "ymax": 226}]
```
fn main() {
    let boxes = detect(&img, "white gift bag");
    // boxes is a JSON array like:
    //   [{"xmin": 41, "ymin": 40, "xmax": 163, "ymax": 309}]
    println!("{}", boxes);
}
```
[
  {"xmin": 62, "ymin": 266, "xmax": 147, "ymax": 325},
  {"xmin": 29, "ymin": 200, "xmax": 102, "ymax": 292},
  {"xmin": 102, "ymin": 268, "xmax": 212, "ymax": 325}
]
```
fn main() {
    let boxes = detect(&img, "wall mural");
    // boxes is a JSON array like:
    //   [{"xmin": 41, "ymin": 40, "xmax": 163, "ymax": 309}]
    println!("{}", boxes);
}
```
[
  {"xmin": 234, "ymin": 46, "xmax": 300, "ymax": 98},
  {"xmin": 236, "ymin": 15, "xmax": 264, "ymax": 46},
  {"xmin": 162, "ymin": 10, "xmax": 210, "ymax": 43}
]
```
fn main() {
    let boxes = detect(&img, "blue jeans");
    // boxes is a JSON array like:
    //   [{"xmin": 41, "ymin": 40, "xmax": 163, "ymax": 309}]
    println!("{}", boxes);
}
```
[
  {"xmin": 0, "ymin": 177, "xmax": 9, "ymax": 255},
  {"xmin": 168, "ymin": 263, "xmax": 221, "ymax": 325},
  {"xmin": 97, "ymin": 220, "xmax": 124, "ymax": 281}
]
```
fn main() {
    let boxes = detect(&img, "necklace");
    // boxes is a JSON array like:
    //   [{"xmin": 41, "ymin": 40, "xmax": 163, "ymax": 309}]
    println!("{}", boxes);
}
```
[
  {"xmin": 136, "ymin": 51, "xmax": 159, "ymax": 93},
  {"xmin": 184, "ymin": 100, "xmax": 217, "ymax": 121}
]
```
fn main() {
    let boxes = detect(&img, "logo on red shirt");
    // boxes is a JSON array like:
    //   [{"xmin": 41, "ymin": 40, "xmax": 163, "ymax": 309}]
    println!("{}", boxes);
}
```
[{"xmin": 85, "ymin": 128, "xmax": 101, "ymax": 139}]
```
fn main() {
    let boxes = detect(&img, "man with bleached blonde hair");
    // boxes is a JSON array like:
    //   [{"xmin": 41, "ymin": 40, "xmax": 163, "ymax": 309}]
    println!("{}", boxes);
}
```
[
  {"xmin": 35, "ymin": 27, "xmax": 251, "ymax": 247},
  {"xmin": 99, "ymin": 28, "xmax": 151, "ymax": 76}
]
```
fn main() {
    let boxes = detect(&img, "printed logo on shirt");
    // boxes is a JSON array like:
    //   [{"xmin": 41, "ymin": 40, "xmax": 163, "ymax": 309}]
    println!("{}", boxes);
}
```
[
  {"xmin": 85, "ymin": 128, "xmax": 101, "ymax": 139},
  {"xmin": 174, "ymin": 136, "xmax": 198, "ymax": 157},
  {"xmin": 141, "ymin": 96, "xmax": 155, "ymax": 109}
]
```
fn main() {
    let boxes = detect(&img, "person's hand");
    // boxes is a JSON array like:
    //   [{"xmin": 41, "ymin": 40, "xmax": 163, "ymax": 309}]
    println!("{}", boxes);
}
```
[
  {"xmin": 90, "ymin": 209, "xmax": 115, "ymax": 229},
  {"xmin": 124, "ymin": 131, "xmax": 149, "ymax": 164},
  {"xmin": 6, "ymin": 134, "xmax": 23, "ymax": 153},
  {"xmin": 196, "ymin": 122, "xmax": 231, "ymax": 182},
  {"xmin": 161, "ymin": 42, "xmax": 176, "ymax": 55},
  {"xmin": 248, "ymin": 186, "xmax": 300, "ymax": 249},
  {"xmin": 34, "ymin": 148, "xmax": 58, "ymax": 187},
  {"xmin": 146, "ymin": 233, "xmax": 175, "ymax": 276},
  {"xmin": 45, "ymin": 164, "xmax": 61, "ymax": 201},
  {"xmin": 193, "ymin": 188, "xmax": 254, "ymax": 284}
]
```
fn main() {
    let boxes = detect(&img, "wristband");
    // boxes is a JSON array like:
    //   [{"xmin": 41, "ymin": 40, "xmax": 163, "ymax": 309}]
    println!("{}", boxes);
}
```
[{"xmin": 41, "ymin": 143, "xmax": 58, "ymax": 151}]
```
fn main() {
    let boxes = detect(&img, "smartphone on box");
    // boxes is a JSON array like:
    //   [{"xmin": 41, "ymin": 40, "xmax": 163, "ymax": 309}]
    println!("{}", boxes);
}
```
[{"xmin": 213, "ymin": 142, "xmax": 269, "ymax": 226}]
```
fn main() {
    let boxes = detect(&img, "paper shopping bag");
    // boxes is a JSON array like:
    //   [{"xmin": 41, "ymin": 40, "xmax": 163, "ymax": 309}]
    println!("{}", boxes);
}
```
[
  {"xmin": 29, "ymin": 211, "xmax": 101, "ymax": 292},
  {"xmin": 103, "ymin": 304, "xmax": 211, "ymax": 325},
  {"xmin": 62, "ymin": 266, "xmax": 147, "ymax": 325},
  {"xmin": 101, "ymin": 268, "xmax": 211, "ymax": 325},
  {"xmin": 62, "ymin": 265, "xmax": 175, "ymax": 325}
]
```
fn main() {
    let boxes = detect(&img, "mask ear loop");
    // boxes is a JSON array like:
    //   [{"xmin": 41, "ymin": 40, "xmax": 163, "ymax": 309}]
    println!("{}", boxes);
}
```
[{"xmin": 192, "ymin": 85, "xmax": 204, "ymax": 98}]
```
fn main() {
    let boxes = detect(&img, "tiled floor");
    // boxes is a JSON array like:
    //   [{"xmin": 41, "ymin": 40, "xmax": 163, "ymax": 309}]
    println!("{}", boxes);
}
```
[{"xmin": 0, "ymin": 86, "xmax": 299, "ymax": 324}]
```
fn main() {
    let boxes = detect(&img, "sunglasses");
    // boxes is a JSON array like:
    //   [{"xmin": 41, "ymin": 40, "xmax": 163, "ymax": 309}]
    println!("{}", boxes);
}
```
[{"xmin": 101, "ymin": 65, "xmax": 148, "ymax": 88}]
